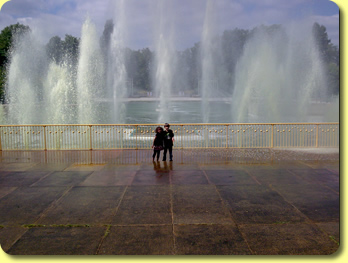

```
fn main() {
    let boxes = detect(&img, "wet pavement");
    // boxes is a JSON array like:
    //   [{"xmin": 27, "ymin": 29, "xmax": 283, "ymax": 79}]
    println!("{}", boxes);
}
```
[{"xmin": 0, "ymin": 149, "xmax": 339, "ymax": 255}]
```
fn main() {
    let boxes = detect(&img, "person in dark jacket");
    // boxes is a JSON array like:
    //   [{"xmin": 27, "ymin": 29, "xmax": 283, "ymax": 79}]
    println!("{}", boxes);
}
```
[
  {"xmin": 152, "ymin": 126, "xmax": 164, "ymax": 161},
  {"xmin": 162, "ymin": 123, "xmax": 174, "ymax": 161}
]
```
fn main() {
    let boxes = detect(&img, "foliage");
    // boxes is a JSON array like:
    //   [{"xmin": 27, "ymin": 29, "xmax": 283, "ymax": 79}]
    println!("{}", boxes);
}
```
[
  {"xmin": 0, "ymin": 67, "xmax": 5, "ymax": 102},
  {"xmin": 0, "ymin": 23, "xmax": 31, "ymax": 103},
  {"xmin": 312, "ymin": 22, "xmax": 339, "ymax": 95},
  {"xmin": 0, "ymin": 23, "xmax": 30, "ymax": 65},
  {"xmin": 46, "ymin": 34, "xmax": 80, "ymax": 65},
  {"xmin": 126, "ymin": 47, "xmax": 153, "ymax": 92}
]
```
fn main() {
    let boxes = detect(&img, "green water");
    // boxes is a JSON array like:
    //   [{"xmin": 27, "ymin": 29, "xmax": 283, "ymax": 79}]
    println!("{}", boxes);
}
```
[{"xmin": 124, "ymin": 101, "xmax": 232, "ymax": 124}]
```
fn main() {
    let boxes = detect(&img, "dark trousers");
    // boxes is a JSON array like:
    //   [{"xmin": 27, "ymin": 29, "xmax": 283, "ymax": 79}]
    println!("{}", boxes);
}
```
[
  {"xmin": 163, "ymin": 145, "xmax": 173, "ymax": 161},
  {"xmin": 152, "ymin": 150, "xmax": 161, "ymax": 160}
]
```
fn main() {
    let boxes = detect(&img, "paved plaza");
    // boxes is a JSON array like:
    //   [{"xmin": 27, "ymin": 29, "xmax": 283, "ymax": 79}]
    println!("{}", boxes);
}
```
[{"xmin": 0, "ymin": 148, "xmax": 339, "ymax": 255}]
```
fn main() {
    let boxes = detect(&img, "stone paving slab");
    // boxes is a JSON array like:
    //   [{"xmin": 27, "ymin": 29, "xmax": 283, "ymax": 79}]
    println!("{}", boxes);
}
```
[
  {"xmin": 288, "ymin": 168, "xmax": 339, "ymax": 185},
  {"xmin": 217, "ymin": 185, "xmax": 308, "ymax": 224},
  {"xmin": 0, "ymin": 171, "xmax": 50, "ymax": 187},
  {"xmin": 99, "ymin": 225, "xmax": 174, "ymax": 255},
  {"xmin": 0, "ymin": 163, "xmax": 37, "ymax": 172},
  {"xmin": 204, "ymin": 169, "xmax": 258, "ymax": 185},
  {"xmin": 273, "ymin": 184, "xmax": 339, "ymax": 222},
  {"xmin": 132, "ymin": 170, "xmax": 171, "ymax": 185},
  {"xmin": 0, "ymin": 149, "xmax": 340, "ymax": 255},
  {"xmin": 6, "ymin": 226, "xmax": 106, "ymax": 255},
  {"xmin": 172, "ymin": 185, "xmax": 234, "ymax": 224},
  {"xmin": 239, "ymin": 223, "xmax": 338, "ymax": 255},
  {"xmin": 174, "ymin": 224, "xmax": 251, "ymax": 255},
  {"xmin": 0, "ymin": 187, "xmax": 16, "ymax": 199},
  {"xmin": 112, "ymin": 185, "xmax": 172, "ymax": 225},
  {"xmin": 31, "ymin": 171, "xmax": 93, "ymax": 187},
  {"xmin": 171, "ymin": 170, "xmax": 208, "ymax": 185},
  {"xmin": 316, "ymin": 222, "xmax": 340, "ymax": 243},
  {"xmin": 247, "ymin": 168, "xmax": 307, "ymax": 185},
  {"xmin": 64, "ymin": 164, "xmax": 106, "ymax": 172},
  {"xmin": 0, "ymin": 186, "xmax": 68, "ymax": 226},
  {"xmin": 36, "ymin": 186, "xmax": 125, "ymax": 225},
  {"xmin": 26, "ymin": 163, "xmax": 73, "ymax": 172},
  {"xmin": 0, "ymin": 227, "xmax": 28, "ymax": 252},
  {"xmin": 102, "ymin": 164, "xmax": 141, "ymax": 171},
  {"xmin": 79, "ymin": 170, "xmax": 136, "ymax": 186}
]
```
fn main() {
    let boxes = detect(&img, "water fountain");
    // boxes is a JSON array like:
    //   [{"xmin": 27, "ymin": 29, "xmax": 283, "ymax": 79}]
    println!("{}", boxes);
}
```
[
  {"xmin": 4, "ymin": 11, "xmax": 129, "ymax": 125},
  {"xmin": 105, "ymin": 0, "xmax": 128, "ymax": 124},
  {"xmin": 200, "ymin": 0, "xmax": 220, "ymax": 123},
  {"xmin": 76, "ymin": 16, "xmax": 105, "ymax": 124},
  {"xmin": 6, "ymin": 31, "xmax": 48, "ymax": 124},
  {"xmin": 154, "ymin": 0, "xmax": 176, "ymax": 124},
  {"xmin": 45, "ymin": 60, "xmax": 76, "ymax": 124},
  {"xmin": 1, "ymin": 1, "xmax": 338, "ymax": 125},
  {"xmin": 232, "ymin": 24, "xmax": 334, "ymax": 123}
]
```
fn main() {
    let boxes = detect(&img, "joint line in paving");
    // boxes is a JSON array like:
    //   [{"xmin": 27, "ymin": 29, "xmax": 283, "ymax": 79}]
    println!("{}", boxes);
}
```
[
  {"xmin": 169, "ymin": 170, "xmax": 176, "ymax": 255},
  {"xmin": 33, "ymin": 186, "xmax": 74, "ymax": 224}
]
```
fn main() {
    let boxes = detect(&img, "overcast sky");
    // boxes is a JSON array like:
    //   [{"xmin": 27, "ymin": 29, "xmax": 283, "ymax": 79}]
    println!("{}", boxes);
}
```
[{"xmin": 0, "ymin": 0, "xmax": 339, "ymax": 50}]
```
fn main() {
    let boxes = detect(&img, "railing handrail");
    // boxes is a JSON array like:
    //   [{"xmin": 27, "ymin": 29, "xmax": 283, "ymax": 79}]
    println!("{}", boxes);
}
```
[{"xmin": 0, "ymin": 122, "xmax": 339, "ymax": 127}]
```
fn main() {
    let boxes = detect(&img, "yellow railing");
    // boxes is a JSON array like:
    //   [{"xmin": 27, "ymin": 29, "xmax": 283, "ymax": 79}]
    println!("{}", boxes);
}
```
[{"xmin": 0, "ymin": 123, "xmax": 339, "ymax": 151}]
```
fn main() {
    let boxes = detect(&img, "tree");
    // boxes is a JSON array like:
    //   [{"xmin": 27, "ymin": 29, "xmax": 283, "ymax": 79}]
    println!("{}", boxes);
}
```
[
  {"xmin": 62, "ymin": 34, "xmax": 79, "ymax": 64},
  {"xmin": 0, "ymin": 23, "xmax": 31, "ymax": 103},
  {"xmin": 312, "ymin": 23, "xmax": 339, "ymax": 96},
  {"xmin": 46, "ymin": 34, "xmax": 79, "ymax": 65},
  {"xmin": 0, "ymin": 23, "xmax": 30, "ymax": 66},
  {"xmin": 327, "ymin": 62, "xmax": 339, "ymax": 95},
  {"xmin": 312, "ymin": 22, "xmax": 331, "ymax": 63},
  {"xmin": 0, "ymin": 67, "xmax": 5, "ymax": 102},
  {"xmin": 46, "ymin": 36, "xmax": 63, "ymax": 63},
  {"xmin": 100, "ymin": 19, "xmax": 114, "ymax": 53}
]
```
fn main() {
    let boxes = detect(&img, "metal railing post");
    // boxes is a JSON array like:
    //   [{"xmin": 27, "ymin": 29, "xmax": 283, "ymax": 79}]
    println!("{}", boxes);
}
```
[
  {"xmin": 0, "ymin": 127, "xmax": 2, "ymax": 151},
  {"xmin": 135, "ymin": 125, "xmax": 138, "ymax": 150},
  {"xmin": 181, "ymin": 124, "xmax": 183, "ymax": 149},
  {"xmin": 226, "ymin": 124, "xmax": 228, "ymax": 148},
  {"xmin": 316, "ymin": 124, "xmax": 319, "ymax": 148},
  {"xmin": 43, "ymin": 125, "xmax": 47, "ymax": 151},
  {"xmin": 271, "ymin": 124, "xmax": 274, "ymax": 148},
  {"xmin": 89, "ymin": 125, "xmax": 93, "ymax": 150}
]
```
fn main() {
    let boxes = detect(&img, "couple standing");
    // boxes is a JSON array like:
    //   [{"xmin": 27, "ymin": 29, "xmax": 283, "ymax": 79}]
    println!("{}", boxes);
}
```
[{"xmin": 152, "ymin": 123, "xmax": 174, "ymax": 162}]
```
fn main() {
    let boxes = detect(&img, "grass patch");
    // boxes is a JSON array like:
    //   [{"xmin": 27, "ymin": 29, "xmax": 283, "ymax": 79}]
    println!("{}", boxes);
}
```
[
  {"xmin": 273, "ymin": 221, "xmax": 289, "ymax": 225},
  {"xmin": 50, "ymin": 224, "xmax": 91, "ymax": 228},
  {"xmin": 22, "ymin": 224, "xmax": 91, "ymax": 228},
  {"xmin": 329, "ymin": 235, "xmax": 340, "ymax": 246},
  {"xmin": 102, "ymin": 225, "xmax": 111, "ymax": 239},
  {"xmin": 23, "ymin": 224, "xmax": 46, "ymax": 228}
]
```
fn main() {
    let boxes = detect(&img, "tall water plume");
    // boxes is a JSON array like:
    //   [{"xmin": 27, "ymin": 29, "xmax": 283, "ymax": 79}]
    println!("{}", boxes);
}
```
[
  {"xmin": 232, "ymin": 24, "xmax": 328, "ymax": 123},
  {"xmin": 45, "ymin": 60, "xmax": 76, "ymax": 124},
  {"xmin": 154, "ymin": 0, "xmax": 176, "ymax": 123},
  {"xmin": 201, "ymin": 0, "xmax": 221, "ymax": 123},
  {"xmin": 76, "ymin": 16, "xmax": 104, "ymax": 124},
  {"xmin": 106, "ymin": 0, "xmax": 128, "ymax": 124},
  {"xmin": 6, "ymin": 31, "xmax": 48, "ymax": 124}
]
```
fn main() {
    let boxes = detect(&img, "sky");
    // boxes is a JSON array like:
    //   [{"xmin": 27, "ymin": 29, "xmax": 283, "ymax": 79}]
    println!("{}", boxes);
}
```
[{"xmin": 0, "ymin": 0, "xmax": 340, "ymax": 50}]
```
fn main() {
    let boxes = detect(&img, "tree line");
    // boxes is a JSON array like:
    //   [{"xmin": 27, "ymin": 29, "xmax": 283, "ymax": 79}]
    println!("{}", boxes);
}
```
[{"xmin": 0, "ymin": 21, "xmax": 339, "ymax": 103}]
